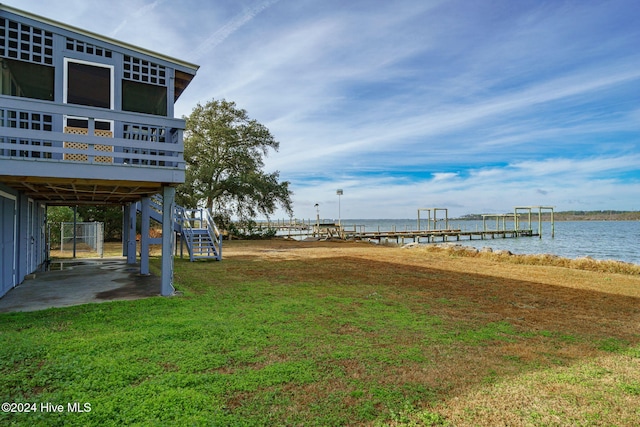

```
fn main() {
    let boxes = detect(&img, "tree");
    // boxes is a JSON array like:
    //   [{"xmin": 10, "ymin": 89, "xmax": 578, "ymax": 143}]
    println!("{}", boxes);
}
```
[
  {"xmin": 46, "ymin": 206, "xmax": 79, "ymax": 247},
  {"xmin": 177, "ymin": 99, "xmax": 293, "ymax": 227},
  {"xmin": 76, "ymin": 205, "xmax": 123, "ymax": 241}
]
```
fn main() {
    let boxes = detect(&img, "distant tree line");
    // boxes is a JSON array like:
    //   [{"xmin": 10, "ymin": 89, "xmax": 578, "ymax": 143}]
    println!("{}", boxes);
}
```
[{"xmin": 456, "ymin": 211, "xmax": 640, "ymax": 221}]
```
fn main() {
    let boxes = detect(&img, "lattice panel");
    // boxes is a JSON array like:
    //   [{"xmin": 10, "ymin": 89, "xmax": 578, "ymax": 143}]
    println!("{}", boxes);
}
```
[
  {"xmin": 63, "ymin": 141, "xmax": 89, "ymax": 162},
  {"xmin": 1, "ymin": 109, "xmax": 53, "ymax": 131},
  {"xmin": 94, "ymin": 144, "xmax": 114, "ymax": 163},
  {"xmin": 0, "ymin": 18, "xmax": 53, "ymax": 65},
  {"xmin": 0, "ymin": 109, "xmax": 53, "ymax": 158},
  {"xmin": 123, "ymin": 55, "xmax": 166, "ymax": 85},
  {"xmin": 65, "ymin": 38, "xmax": 112, "ymax": 58},
  {"xmin": 63, "ymin": 126, "xmax": 113, "ymax": 163}
]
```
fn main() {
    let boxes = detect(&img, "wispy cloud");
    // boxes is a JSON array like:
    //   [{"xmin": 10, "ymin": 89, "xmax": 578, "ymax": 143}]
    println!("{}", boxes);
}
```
[
  {"xmin": 11, "ymin": 0, "xmax": 640, "ymax": 217},
  {"xmin": 190, "ymin": 0, "xmax": 281, "ymax": 61},
  {"xmin": 109, "ymin": 0, "xmax": 165, "ymax": 38}
]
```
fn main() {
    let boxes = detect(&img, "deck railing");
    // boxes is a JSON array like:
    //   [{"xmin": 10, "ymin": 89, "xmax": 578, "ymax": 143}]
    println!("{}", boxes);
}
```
[{"xmin": 0, "ymin": 96, "xmax": 185, "ymax": 179}]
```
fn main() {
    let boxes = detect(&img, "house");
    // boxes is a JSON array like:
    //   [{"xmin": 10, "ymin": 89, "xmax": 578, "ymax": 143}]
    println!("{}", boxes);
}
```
[{"xmin": 0, "ymin": 4, "xmax": 202, "ymax": 298}]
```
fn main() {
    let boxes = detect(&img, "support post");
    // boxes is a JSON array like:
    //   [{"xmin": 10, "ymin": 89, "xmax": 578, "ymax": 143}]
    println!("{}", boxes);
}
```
[
  {"xmin": 140, "ymin": 197, "xmax": 150, "ymax": 275},
  {"xmin": 122, "ymin": 205, "xmax": 128, "ymax": 256},
  {"xmin": 180, "ymin": 232, "xmax": 184, "ymax": 259},
  {"xmin": 72, "ymin": 205, "xmax": 77, "ymax": 258},
  {"xmin": 161, "ymin": 186, "xmax": 176, "ymax": 296},
  {"xmin": 538, "ymin": 207, "xmax": 542, "ymax": 239},
  {"xmin": 127, "ymin": 202, "xmax": 137, "ymax": 264}
]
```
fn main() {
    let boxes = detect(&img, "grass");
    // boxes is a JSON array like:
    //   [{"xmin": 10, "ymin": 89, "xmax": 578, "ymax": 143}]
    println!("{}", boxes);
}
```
[
  {"xmin": 1, "ymin": 239, "xmax": 640, "ymax": 426},
  {"xmin": 419, "ymin": 243, "xmax": 640, "ymax": 276}
]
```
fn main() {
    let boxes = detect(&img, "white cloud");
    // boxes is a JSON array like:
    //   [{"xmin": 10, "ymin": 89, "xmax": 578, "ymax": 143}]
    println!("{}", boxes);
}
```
[{"xmin": 8, "ymin": 0, "xmax": 640, "ymax": 219}]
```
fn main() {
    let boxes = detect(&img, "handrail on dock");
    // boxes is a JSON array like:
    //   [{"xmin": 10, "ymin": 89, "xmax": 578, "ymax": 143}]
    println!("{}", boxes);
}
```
[{"xmin": 252, "ymin": 205, "xmax": 555, "ymax": 242}]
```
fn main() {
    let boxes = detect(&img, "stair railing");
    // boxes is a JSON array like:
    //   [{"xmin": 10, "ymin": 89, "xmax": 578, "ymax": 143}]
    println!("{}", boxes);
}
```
[
  {"xmin": 174, "ymin": 205, "xmax": 222, "ymax": 261},
  {"xmin": 138, "ymin": 195, "xmax": 222, "ymax": 261},
  {"xmin": 201, "ymin": 208, "xmax": 222, "ymax": 260}
]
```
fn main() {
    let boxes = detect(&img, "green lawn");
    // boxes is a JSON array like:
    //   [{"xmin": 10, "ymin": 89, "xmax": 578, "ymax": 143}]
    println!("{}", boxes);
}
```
[{"xmin": 1, "ymin": 247, "xmax": 639, "ymax": 426}]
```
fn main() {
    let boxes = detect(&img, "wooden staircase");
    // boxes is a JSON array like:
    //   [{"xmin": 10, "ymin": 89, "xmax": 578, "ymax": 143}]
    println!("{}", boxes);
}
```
[
  {"xmin": 138, "ymin": 195, "xmax": 222, "ymax": 261},
  {"xmin": 174, "ymin": 205, "xmax": 222, "ymax": 261}
]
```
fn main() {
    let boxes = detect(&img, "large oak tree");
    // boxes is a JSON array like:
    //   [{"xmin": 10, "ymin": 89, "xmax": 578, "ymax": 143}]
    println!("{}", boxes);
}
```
[{"xmin": 177, "ymin": 99, "xmax": 293, "ymax": 227}]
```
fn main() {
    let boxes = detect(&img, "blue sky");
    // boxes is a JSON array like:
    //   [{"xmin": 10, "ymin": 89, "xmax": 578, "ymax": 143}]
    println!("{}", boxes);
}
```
[{"xmin": 10, "ymin": 0, "xmax": 640, "ymax": 219}]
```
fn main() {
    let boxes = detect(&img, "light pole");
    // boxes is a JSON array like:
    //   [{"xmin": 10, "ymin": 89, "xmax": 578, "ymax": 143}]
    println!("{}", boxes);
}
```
[
  {"xmin": 336, "ymin": 189, "xmax": 343, "ymax": 227},
  {"xmin": 314, "ymin": 203, "xmax": 320, "ymax": 227}
]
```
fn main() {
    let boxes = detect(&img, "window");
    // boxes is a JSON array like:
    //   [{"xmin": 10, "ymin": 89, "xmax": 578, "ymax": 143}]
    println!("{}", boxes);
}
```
[
  {"xmin": 0, "ymin": 58, "xmax": 54, "ymax": 100},
  {"xmin": 64, "ymin": 59, "xmax": 113, "ymax": 109},
  {"xmin": 122, "ymin": 80, "xmax": 167, "ymax": 116},
  {"xmin": 66, "ymin": 117, "xmax": 112, "ymax": 131}
]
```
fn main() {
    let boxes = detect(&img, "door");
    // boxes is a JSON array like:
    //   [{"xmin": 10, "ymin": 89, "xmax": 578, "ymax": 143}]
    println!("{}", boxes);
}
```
[
  {"xmin": 27, "ymin": 199, "xmax": 35, "ymax": 273},
  {"xmin": 0, "ymin": 191, "xmax": 17, "ymax": 296}
]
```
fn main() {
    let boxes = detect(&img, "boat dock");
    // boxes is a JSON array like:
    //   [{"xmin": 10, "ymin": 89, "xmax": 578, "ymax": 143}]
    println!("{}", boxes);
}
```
[
  {"xmin": 255, "ymin": 206, "xmax": 555, "ymax": 243},
  {"xmin": 340, "ymin": 227, "xmax": 536, "ymax": 244}
]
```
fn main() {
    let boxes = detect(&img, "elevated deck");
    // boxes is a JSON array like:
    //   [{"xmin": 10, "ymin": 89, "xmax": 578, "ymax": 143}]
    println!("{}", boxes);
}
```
[{"xmin": 0, "ymin": 96, "xmax": 185, "ymax": 204}]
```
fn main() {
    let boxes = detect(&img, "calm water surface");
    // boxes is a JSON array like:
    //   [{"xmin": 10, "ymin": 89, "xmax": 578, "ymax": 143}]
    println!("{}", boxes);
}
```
[{"xmin": 299, "ymin": 220, "xmax": 640, "ymax": 265}]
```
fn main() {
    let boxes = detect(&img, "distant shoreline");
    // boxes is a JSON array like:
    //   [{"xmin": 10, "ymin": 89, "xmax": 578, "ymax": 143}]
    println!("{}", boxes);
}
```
[{"xmin": 454, "ymin": 212, "xmax": 640, "ymax": 222}]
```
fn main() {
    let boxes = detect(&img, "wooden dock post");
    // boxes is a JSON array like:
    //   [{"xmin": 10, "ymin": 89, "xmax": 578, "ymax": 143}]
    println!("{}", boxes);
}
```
[
  {"xmin": 514, "ymin": 206, "xmax": 555, "ymax": 238},
  {"xmin": 264, "ymin": 204, "xmax": 555, "ymax": 243},
  {"xmin": 417, "ymin": 208, "xmax": 448, "ymax": 231}
]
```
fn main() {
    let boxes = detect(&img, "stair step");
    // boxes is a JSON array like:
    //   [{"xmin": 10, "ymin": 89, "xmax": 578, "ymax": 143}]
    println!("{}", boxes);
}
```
[{"xmin": 137, "ymin": 194, "xmax": 222, "ymax": 261}]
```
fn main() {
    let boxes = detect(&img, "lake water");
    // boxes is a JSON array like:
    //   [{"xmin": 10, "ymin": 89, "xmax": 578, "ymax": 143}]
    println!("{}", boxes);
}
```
[{"xmin": 287, "ymin": 219, "xmax": 640, "ymax": 265}]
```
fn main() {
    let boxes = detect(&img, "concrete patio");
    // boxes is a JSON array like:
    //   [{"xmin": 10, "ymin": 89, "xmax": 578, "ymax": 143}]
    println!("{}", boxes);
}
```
[{"xmin": 0, "ymin": 258, "xmax": 163, "ymax": 313}]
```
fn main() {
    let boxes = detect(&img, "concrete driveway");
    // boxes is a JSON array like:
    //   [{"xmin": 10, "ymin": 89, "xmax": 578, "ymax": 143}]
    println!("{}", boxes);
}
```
[{"xmin": 0, "ymin": 258, "xmax": 162, "ymax": 312}]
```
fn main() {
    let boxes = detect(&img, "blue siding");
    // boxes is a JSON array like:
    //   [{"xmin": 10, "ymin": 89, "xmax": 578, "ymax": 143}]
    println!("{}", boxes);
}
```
[
  {"xmin": 0, "ymin": 6, "xmax": 195, "ymax": 184},
  {"xmin": 0, "ymin": 184, "xmax": 47, "ymax": 298},
  {"xmin": 0, "ymin": 188, "xmax": 17, "ymax": 296},
  {"xmin": 0, "ymin": 5, "xmax": 197, "ymax": 298}
]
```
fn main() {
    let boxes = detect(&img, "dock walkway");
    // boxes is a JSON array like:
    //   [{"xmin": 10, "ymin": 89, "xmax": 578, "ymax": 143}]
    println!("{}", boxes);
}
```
[
  {"xmin": 254, "ymin": 221, "xmax": 538, "ymax": 243},
  {"xmin": 255, "ymin": 206, "xmax": 553, "ymax": 243},
  {"xmin": 341, "ymin": 228, "xmax": 536, "ymax": 244}
]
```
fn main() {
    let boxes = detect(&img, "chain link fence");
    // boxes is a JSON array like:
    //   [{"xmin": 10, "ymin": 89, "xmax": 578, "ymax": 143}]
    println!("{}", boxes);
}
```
[{"xmin": 49, "ymin": 222, "xmax": 104, "ymax": 258}]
